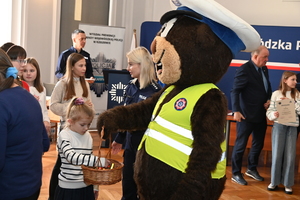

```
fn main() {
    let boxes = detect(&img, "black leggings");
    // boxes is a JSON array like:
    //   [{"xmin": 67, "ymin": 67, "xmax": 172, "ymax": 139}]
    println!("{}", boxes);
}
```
[{"xmin": 48, "ymin": 154, "xmax": 61, "ymax": 200}]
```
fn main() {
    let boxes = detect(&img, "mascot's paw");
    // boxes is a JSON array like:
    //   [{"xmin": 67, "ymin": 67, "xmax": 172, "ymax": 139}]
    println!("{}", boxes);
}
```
[{"xmin": 96, "ymin": 114, "xmax": 117, "ymax": 139}]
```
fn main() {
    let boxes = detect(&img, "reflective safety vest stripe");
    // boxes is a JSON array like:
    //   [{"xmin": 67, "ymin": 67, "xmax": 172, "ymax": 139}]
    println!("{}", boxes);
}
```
[{"xmin": 138, "ymin": 83, "xmax": 226, "ymax": 178}]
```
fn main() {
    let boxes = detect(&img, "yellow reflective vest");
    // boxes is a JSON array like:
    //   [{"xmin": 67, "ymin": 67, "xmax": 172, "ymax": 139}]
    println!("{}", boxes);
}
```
[{"xmin": 138, "ymin": 83, "xmax": 226, "ymax": 179}]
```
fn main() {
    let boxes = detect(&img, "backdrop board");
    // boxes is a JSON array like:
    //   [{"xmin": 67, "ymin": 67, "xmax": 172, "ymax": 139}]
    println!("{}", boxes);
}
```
[
  {"xmin": 78, "ymin": 24, "xmax": 125, "ymax": 129},
  {"xmin": 140, "ymin": 21, "xmax": 162, "ymax": 50},
  {"xmin": 140, "ymin": 22, "xmax": 300, "ymax": 110},
  {"xmin": 102, "ymin": 69, "xmax": 132, "ymax": 147}
]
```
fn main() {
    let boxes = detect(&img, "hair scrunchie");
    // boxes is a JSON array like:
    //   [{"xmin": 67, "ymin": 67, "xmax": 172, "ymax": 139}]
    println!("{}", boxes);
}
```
[
  {"xmin": 6, "ymin": 67, "xmax": 18, "ymax": 79},
  {"xmin": 74, "ymin": 97, "xmax": 84, "ymax": 105}
]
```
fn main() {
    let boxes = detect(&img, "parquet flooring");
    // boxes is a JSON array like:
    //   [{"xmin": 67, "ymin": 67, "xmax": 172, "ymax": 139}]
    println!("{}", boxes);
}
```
[{"xmin": 39, "ymin": 130, "xmax": 300, "ymax": 200}]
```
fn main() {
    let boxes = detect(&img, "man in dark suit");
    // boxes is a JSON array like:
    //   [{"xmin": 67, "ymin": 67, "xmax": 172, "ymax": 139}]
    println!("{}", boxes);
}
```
[{"xmin": 231, "ymin": 45, "xmax": 272, "ymax": 185}]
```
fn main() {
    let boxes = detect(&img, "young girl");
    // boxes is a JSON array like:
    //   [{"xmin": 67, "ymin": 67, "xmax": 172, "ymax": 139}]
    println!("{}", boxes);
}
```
[
  {"xmin": 22, "ymin": 57, "xmax": 51, "ymax": 133},
  {"xmin": 1, "ymin": 43, "xmax": 30, "ymax": 91},
  {"xmin": 54, "ymin": 97, "xmax": 98, "ymax": 200},
  {"xmin": 49, "ymin": 52, "xmax": 94, "ymax": 200},
  {"xmin": 266, "ymin": 71, "xmax": 300, "ymax": 195}
]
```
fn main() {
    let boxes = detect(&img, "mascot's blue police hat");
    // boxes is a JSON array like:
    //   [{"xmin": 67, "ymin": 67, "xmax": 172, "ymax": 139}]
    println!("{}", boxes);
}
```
[{"xmin": 161, "ymin": 0, "xmax": 261, "ymax": 56}]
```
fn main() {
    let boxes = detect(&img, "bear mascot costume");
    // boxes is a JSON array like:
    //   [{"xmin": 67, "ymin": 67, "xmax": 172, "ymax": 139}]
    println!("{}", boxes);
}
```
[{"xmin": 97, "ymin": 0, "xmax": 260, "ymax": 199}]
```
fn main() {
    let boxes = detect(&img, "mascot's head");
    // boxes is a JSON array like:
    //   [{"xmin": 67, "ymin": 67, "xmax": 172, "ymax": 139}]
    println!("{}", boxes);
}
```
[{"xmin": 151, "ymin": 0, "xmax": 260, "ymax": 86}]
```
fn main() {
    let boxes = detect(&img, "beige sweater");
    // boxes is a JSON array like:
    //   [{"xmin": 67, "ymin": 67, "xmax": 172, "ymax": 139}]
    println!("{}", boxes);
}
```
[{"xmin": 50, "ymin": 78, "xmax": 92, "ymax": 126}]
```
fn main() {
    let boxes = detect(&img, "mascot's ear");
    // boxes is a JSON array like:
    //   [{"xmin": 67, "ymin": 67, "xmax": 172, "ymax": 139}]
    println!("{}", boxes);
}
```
[{"xmin": 163, "ymin": 0, "xmax": 261, "ymax": 56}]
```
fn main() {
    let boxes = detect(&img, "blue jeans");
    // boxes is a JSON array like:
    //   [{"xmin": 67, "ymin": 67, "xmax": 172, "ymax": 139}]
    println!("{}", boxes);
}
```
[{"xmin": 271, "ymin": 123, "xmax": 297, "ymax": 187}]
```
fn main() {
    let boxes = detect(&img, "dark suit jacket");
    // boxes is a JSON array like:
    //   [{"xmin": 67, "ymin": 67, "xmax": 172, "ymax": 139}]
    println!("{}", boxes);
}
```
[{"xmin": 231, "ymin": 60, "xmax": 272, "ymax": 123}]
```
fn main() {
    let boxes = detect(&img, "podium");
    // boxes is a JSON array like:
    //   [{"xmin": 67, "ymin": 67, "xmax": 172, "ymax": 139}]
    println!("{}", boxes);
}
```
[{"xmin": 102, "ymin": 69, "xmax": 132, "ymax": 147}]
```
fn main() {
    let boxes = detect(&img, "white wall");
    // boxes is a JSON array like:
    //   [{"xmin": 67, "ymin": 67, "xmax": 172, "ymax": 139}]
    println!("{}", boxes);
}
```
[
  {"xmin": 108, "ymin": 0, "xmax": 173, "ymax": 68},
  {"xmin": 22, "ymin": 0, "xmax": 60, "ymax": 84},
  {"xmin": 0, "ymin": 1, "xmax": 12, "ymax": 45},
  {"xmin": 1, "ymin": 0, "xmax": 60, "ymax": 84},
  {"xmin": 215, "ymin": 0, "xmax": 300, "ymax": 26},
  {"xmin": 8, "ymin": 0, "xmax": 300, "ymax": 83}
]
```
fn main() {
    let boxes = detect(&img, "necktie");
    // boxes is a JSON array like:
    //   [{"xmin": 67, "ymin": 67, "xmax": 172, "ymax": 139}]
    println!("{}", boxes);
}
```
[
  {"xmin": 258, "ymin": 67, "xmax": 263, "ymax": 79},
  {"xmin": 258, "ymin": 68, "xmax": 268, "ymax": 92}
]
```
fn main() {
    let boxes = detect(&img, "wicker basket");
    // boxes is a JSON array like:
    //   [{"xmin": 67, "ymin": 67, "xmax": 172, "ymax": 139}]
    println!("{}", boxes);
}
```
[
  {"xmin": 81, "ymin": 128, "xmax": 124, "ymax": 185},
  {"xmin": 81, "ymin": 158, "xmax": 123, "ymax": 185}
]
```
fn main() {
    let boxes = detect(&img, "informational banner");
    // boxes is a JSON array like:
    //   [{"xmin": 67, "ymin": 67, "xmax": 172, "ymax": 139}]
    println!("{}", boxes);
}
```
[
  {"xmin": 140, "ymin": 22, "xmax": 300, "ymax": 69},
  {"xmin": 232, "ymin": 25, "xmax": 300, "ymax": 71},
  {"xmin": 78, "ymin": 24, "xmax": 126, "ymax": 128},
  {"xmin": 140, "ymin": 22, "xmax": 300, "ymax": 110}
]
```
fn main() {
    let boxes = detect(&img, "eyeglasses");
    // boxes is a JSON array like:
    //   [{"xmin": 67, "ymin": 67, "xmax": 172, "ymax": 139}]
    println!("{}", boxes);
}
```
[{"xmin": 12, "ymin": 59, "xmax": 27, "ymax": 65}]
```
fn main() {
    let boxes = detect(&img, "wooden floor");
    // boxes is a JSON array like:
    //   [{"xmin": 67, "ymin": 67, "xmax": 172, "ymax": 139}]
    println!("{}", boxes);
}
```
[{"xmin": 39, "ymin": 131, "xmax": 300, "ymax": 200}]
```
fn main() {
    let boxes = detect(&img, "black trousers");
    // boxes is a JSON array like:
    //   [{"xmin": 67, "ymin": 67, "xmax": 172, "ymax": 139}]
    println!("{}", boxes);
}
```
[
  {"xmin": 121, "ymin": 149, "xmax": 139, "ymax": 200},
  {"xmin": 48, "ymin": 154, "xmax": 61, "ymax": 200},
  {"xmin": 231, "ymin": 120, "xmax": 267, "ymax": 175}
]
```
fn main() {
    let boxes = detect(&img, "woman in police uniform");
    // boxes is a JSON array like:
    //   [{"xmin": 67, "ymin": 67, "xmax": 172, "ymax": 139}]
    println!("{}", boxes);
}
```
[{"xmin": 111, "ymin": 46, "xmax": 162, "ymax": 200}]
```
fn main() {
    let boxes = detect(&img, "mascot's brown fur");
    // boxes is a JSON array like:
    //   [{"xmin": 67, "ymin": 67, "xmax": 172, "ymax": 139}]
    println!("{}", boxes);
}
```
[{"xmin": 97, "ymin": 12, "xmax": 232, "ymax": 200}]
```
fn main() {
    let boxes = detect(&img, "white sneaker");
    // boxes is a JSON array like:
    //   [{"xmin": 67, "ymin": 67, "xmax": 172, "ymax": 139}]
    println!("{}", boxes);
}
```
[{"xmin": 285, "ymin": 187, "xmax": 292, "ymax": 195}]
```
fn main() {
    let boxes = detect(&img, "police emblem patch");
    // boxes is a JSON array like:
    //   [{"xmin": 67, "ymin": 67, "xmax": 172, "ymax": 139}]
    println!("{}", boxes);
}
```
[{"xmin": 174, "ymin": 98, "xmax": 187, "ymax": 110}]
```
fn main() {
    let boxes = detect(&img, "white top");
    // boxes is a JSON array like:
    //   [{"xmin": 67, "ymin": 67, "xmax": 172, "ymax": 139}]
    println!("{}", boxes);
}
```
[
  {"xmin": 57, "ymin": 128, "xmax": 97, "ymax": 189},
  {"xmin": 50, "ymin": 78, "xmax": 92, "ymax": 126},
  {"xmin": 29, "ymin": 86, "xmax": 50, "ymax": 123},
  {"xmin": 266, "ymin": 90, "xmax": 300, "ymax": 127}
]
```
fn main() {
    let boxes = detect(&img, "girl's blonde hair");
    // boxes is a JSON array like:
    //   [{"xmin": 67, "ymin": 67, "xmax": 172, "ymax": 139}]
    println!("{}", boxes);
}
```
[
  {"xmin": 66, "ymin": 97, "xmax": 94, "ymax": 125},
  {"xmin": 279, "ymin": 71, "xmax": 299, "ymax": 100},
  {"xmin": 126, "ymin": 46, "xmax": 157, "ymax": 89},
  {"xmin": 64, "ymin": 53, "xmax": 88, "ymax": 100},
  {"xmin": 22, "ymin": 57, "xmax": 44, "ymax": 93}
]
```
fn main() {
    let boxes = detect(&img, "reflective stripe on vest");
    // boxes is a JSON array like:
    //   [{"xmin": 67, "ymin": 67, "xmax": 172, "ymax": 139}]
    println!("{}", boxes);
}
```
[{"xmin": 138, "ymin": 83, "xmax": 226, "ymax": 178}]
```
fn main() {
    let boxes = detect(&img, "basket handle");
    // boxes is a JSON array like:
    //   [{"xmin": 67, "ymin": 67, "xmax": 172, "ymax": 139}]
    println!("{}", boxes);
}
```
[{"xmin": 94, "ymin": 127, "xmax": 112, "ymax": 168}]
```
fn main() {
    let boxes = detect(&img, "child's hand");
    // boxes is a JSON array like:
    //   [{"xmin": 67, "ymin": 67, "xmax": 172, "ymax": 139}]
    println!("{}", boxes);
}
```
[{"xmin": 274, "ymin": 111, "xmax": 279, "ymax": 118}]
